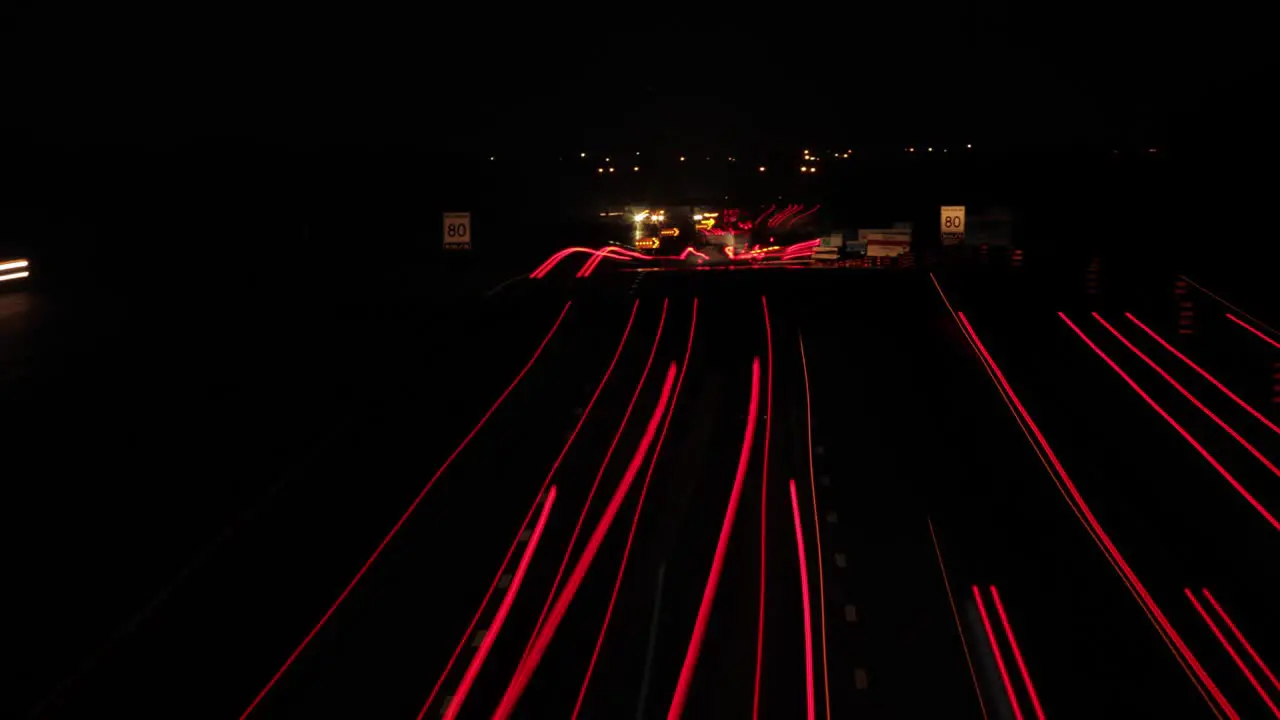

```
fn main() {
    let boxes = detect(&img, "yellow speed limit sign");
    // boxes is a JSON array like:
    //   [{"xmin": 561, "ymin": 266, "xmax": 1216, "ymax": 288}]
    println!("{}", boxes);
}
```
[
  {"xmin": 940, "ymin": 205, "xmax": 965, "ymax": 244},
  {"xmin": 444, "ymin": 212, "xmax": 471, "ymax": 250}
]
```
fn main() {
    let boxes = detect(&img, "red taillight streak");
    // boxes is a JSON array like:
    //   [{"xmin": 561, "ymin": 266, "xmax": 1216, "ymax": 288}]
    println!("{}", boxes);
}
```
[
  {"xmin": 1061, "ymin": 313, "xmax": 1279, "ymax": 531},
  {"xmin": 926, "ymin": 518, "xmax": 989, "ymax": 720},
  {"xmin": 1185, "ymin": 589, "xmax": 1280, "ymax": 717},
  {"xmin": 667, "ymin": 358, "xmax": 762, "ymax": 720},
  {"xmin": 578, "ymin": 247, "xmax": 631, "ymax": 278},
  {"xmin": 989, "ymin": 586, "xmax": 1047, "ymax": 720},
  {"xmin": 798, "ymin": 332, "xmax": 832, "ymax": 720},
  {"xmin": 572, "ymin": 299, "xmax": 698, "ymax": 718},
  {"xmin": 973, "ymin": 586, "xmax": 1025, "ymax": 720},
  {"xmin": 516, "ymin": 300, "xmax": 667, "ymax": 672},
  {"xmin": 414, "ymin": 301, "xmax": 635, "ymax": 718},
  {"xmin": 1094, "ymin": 314, "xmax": 1279, "ymax": 477},
  {"xmin": 1125, "ymin": 313, "xmax": 1280, "ymax": 436},
  {"xmin": 1225, "ymin": 313, "xmax": 1280, "ymax": 350},
  {"xmin": 1201, "ymin": 588, "xmax": 1280, "ymax": 694},
  {"xmin": 532, "ymin": 247, "xmax": 596, "ymax": 278},
  {"xmin": 576, "ymin": 246, "xmax": 708, "ymax": 278},
  {"xmin": 1179, "ymin": 276, "xmax": 1280, "ymax": 338},
  {"xmin": 789, "ymin": 479, "xmax": 817, "ymax": 720},
  {"xmin": 754, "ymin": 204, "xmax": 777, "ymax": 226},
  {"xmin": 532, "ymin": 247, "xmax": 641, "ymax": 279},
  {"xmin": 441, "ymin": 487, "xmax": 557, "ymax": 720},
  {"xmin": 239, "ymin": 302, "xmax": 571, "ymax": 720},
  {"xmin": 754, "ymin": 297, "xmax": 774, "ymax": 719},
  {"xmin": 959, "ymin": 310, "xmax": 1238, "ymax": 719},
  {"xmin": 493, "ymin": 363, "xmax": 679, "ymax": 720},
  {"xmin": 928, "ymin": 276, "xmax": 1224, "ymax": 716},
  {"xmin": 583, "ymin": 247, "xmax": 632, "ymax": 277},
  {"xmin": 769, "ymin": 204, "xmax": 801, "ymax": 228},
  {"xmin": 784, "ymin": 204, "xmax": 820, "ymax": 228},
  {"xmin": 928, "ymin": 274, "xmax": 1223, "ymax": 717}
]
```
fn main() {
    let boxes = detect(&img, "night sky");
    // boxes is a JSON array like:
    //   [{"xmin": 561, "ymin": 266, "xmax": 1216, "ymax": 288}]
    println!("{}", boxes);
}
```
[{"xmin": 0, "ymin": 3, "xmax": 1270, "ymax": 154}]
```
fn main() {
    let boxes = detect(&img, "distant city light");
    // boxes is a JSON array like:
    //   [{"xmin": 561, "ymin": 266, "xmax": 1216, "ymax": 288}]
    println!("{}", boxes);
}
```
[
  {"xmin": 967, "ymin": 144, "xmax": 972, "ymax": 148},
  {"xmin": 927, "ymin": 147, "xmax": 933, "ymax": 152},
  {"xmin": 633, "ymin": 166, "xmax": 639, "ymax": 171},
  {"xmin": 759, "ymin": 166, "xmax": 766, "ymax": 172},
  {"xmin": 581, "ymin": 152, "xmax": 587, "ymax": 157},
  {"xmin": 609, "ymin": 167, "xmax": 615, "ymax": 172},
  {"xmin": 598, "ymin": 168, "xmax": 604, "ymax": 173},
  {"xmin": 800, "ymin": 166, "xmax": 809, "ymax": 172},
  {"xmin": 679, "ymin": 156, "xmax": 686, "ymax": 161}
]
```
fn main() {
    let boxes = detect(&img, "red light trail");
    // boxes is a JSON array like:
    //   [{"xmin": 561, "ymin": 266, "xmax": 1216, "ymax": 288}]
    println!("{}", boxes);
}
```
[
  {"xmin": 239, "ymin": 302, "xmax": 572, "ymax": 719},
  {"xmin": 768, "ymin": 204, "xmax": 802, "ymax": 228},
  {"xmin": 1225, "ymin": 313, "xmax": 1280, "ymax": 350},
  {"xmin": 667, "ymin": 357, "xmax": 761, "ymax": 719},
  {"xmin": 1061, "ymin": 313, "xmax": 1279, "ymax": 531},
  {"xmin": 1125, "ymin": 313, "xmax": 1280, "ymax": 436},
  {"xmin": 1185, "ymin": 589, "xmax": 1280, "ymax": 717},
  {"xmin": 783, "ymin": 204, "xmax": 820, "ymax": 228},
  {"xmin": 416, "ymin": 301, "xmax": 635, "ymax": 718},
  {"xmin": 929, "ymin": 276, "xmax": 1208, "ymax": 711},
  {"xmin": 788, "ymin": 479, "xmax": 817, "ymax": 720},
  {"xmin": 926, "ymin": 518, "xmax": 989, "ymax": 720},
  {"xmin": 531, "ymin": 246, "xmax": 707, "ymax": 279},
  {"xmin": 957, "ymin": 309, "xmax": 1239, "ymax": 719},
  {"xmin": 989, "ymin": 586, "xmax": 1047, "ymax": 720},
  {"xmin": 799, "ymin": 332, "xmax": 832, "ymax": 720},
  {"xmin": 493, "ymin": 363, "xmax": 679, "ymax": 720},
  {"xmin": 1200, "ymin": 589, "xmax": 1280, "ymax": 694},
  {"xmin": 573, "ymin": 299, "xmax": 699, "ymax": 718},
  {"xmin": 1093, "ymin": 314, "xmax": 1279, "ymax": 478},
  {"xmin": 1178, "ymin": 275, "xmax": 1280, "ymax": 339},
  {"xmin": 516, "ymin": 300, "xmax": 667, "ymax": 675},
  {"xmin": 440, "ymin": 486, "xmax": 557, "ymax": 720},
  {"xmin": 753, "ymin": 297, "xmax": 773, "ymax": 720},
  {"xmin": 930, "ymin": 273, "xmax": 1235, "ymax": 719},
  {"xmin": 973, "ymin": 585, "xmax": 1024, "ymax": 720}
]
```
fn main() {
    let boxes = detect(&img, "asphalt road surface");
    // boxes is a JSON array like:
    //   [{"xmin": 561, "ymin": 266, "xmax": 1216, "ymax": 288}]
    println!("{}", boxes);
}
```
[{"xmin": 12, "ymin": 250, "xmax": 1279, "ymax": 719}]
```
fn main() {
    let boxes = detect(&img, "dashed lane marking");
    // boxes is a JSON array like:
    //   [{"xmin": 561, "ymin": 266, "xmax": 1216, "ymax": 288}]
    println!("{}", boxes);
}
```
[
  {"xmin": 844, "ymin": 604, "xmax": 858, "ymax": 622},
  {"xmin": 834, "ymin": 553, "xmax": 847, "ymax": 569}
]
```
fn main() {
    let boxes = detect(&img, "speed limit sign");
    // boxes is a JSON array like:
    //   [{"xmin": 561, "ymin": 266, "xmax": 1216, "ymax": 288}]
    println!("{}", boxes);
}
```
[
  {"xmin": 940, "ymin": 205, "xmax": 965, "ymax": 245},
  {"xmin": 444, "ymin": 212, "xmax": 471, "ymax": 250}
]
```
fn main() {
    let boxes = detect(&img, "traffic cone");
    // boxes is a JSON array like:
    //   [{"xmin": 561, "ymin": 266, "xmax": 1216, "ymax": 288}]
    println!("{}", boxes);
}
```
[
  {"xmin": 1272, "ymin": 362, "xmax": 1279, "ymax": 405},
  {"xmin": 1174, "ymin": 278, "xmax": 1193, "ymax": 334}
]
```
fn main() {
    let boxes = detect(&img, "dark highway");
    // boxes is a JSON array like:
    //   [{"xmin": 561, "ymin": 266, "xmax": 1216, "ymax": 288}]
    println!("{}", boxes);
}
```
[{"xmin": 13, "ymin": 251, "xmax": 1280, "ymax": 720}]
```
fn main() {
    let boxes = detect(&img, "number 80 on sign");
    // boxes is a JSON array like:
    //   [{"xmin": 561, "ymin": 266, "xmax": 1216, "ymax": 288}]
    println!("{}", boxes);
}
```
[{"xmin": 444, "ymin": 212, "xmax": 471, "ymax": 250}]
